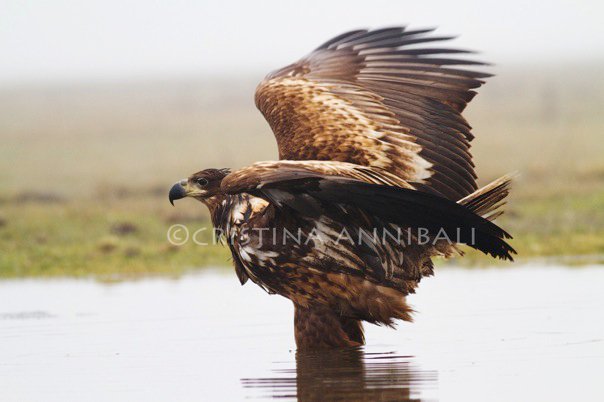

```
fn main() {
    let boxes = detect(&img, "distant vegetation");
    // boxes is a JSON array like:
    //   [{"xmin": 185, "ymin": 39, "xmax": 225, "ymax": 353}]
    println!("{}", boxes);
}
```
[{"xmin": 1, "ymin": 64, "xmax": 603, "ymax": 278}]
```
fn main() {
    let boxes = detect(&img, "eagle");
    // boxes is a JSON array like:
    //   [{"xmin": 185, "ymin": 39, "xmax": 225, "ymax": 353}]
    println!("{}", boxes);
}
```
[{"xmin": 169, "ymin": 27, "xmax": 515, "ymax": 349}]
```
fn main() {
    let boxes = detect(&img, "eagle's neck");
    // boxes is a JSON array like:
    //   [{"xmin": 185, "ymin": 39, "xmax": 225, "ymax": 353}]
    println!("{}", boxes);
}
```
[{"xmin": 201, "ymin": 194, "xmax": 229, "ymax": 228}]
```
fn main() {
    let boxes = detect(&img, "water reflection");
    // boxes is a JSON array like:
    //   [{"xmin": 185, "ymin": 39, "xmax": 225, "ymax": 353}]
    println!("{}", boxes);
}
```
[{"xmin": 242, "ymin": 349, "xmax": 436, "ymax": 401}]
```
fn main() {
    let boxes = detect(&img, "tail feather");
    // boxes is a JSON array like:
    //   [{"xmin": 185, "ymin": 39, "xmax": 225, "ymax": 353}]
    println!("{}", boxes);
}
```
[{"xmin": 458, "ymin": 174, "xmax": 514, "ymax": 221}]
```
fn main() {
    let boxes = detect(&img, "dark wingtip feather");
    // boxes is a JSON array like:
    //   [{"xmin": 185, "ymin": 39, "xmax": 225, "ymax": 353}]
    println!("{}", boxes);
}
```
[
  {"xmin": 260, "ymin": 177, "xmax": 516, "ymax": 263},
  {"xmin": 315, "ymin": 29, "xmax": 369, "ymax": 50}
]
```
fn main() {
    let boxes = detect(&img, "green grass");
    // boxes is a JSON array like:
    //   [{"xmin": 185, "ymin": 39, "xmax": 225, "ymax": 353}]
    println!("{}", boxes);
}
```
[
  {"xmin": 0, "ymin": 197, "xmax": 230, "ymax": 280},
  {"xmin": 459, "ymin": 187, "xmax": 604, "ymax": 265}
]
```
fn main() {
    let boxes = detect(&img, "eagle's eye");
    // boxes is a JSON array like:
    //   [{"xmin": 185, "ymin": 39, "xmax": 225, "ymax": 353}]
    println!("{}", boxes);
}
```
[{"xmin": 196, "ymin": 178, "xmax": 209, "ymax": 186}]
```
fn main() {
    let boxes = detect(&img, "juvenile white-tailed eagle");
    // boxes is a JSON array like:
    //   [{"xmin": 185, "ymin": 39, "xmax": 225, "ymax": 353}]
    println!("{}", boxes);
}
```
[{"xmin": 169, "ymin": 27, "xmax": 515, "ymax": 349}]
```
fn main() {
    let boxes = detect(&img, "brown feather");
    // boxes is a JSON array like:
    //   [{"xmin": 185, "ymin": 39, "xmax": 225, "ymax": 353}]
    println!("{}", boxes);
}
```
[{"xmin": 255, "ymin": 27, "xmax": 491, "ymax": 200}]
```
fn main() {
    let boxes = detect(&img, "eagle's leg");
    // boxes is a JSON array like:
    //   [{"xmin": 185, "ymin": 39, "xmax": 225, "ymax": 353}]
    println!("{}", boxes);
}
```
[{"xmin": 293, "ymin": 304, "xmax": 364, "ymax": 350}]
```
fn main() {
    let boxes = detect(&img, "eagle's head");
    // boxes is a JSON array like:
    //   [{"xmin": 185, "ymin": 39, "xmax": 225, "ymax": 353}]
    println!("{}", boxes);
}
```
[{"xmin": 169, "ymin": 168, "xmax": 230, "ymax": 206}]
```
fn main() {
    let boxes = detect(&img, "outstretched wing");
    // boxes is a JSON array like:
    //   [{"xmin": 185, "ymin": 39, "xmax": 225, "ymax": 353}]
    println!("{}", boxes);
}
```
[
  {"xmin": 222, "ymin": 164, "xmax": 515, "ymax": 261},
  {"xmin": 255, "ymin": 27, "xmax": 490, "ymax": 200}
]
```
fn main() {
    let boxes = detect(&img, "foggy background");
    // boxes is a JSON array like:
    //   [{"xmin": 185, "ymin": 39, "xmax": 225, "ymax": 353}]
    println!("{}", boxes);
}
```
[{"xmin": 2, "ymin": 0, "xmax": 602, "ymax": 85}]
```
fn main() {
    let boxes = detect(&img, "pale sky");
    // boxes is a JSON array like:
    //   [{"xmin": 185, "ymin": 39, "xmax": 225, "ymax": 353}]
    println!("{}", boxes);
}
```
[{"xmin": 1, "ymin": 0, "xmax": 602, "ymax": 84}]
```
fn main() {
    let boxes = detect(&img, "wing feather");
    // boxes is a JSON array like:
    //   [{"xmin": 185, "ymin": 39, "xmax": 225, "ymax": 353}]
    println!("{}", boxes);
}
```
[
  {"xmin": 221, "ymin": 164, "xmax": 515, "ymax": 261},
  {"xmin": 255, "ymin": 27, "xmax": 490, "ymax": 200},
  {"xmin": 222, "ymin": 160, "xmax": 413, "ymax": 195}
]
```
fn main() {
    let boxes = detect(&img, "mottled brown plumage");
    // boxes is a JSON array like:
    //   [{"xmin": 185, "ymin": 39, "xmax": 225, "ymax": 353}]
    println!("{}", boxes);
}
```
[
  {"xmin": 255, "ymin": 27, "xmax": 490, "ymax": 200},
  {"xmin": 169, "ymin": 27, "xmax": 515, "ymax": 349}
]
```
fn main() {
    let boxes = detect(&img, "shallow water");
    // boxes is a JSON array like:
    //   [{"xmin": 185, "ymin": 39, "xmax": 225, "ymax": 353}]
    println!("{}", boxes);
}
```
[{"xmin": 1, "ymin": 265, "xmax": 603, "ymax": 401}]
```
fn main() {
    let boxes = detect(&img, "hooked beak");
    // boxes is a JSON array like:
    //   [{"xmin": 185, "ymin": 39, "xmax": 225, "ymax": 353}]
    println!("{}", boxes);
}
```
[{"xmin": 169, "ymin": 180, "xmax": 188, "ymax": 206}]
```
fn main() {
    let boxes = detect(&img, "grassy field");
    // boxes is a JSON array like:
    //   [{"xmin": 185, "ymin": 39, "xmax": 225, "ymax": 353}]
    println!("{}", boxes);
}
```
[{"xmin": 1, "ymin": 64, "xmax": 603, "ymax": 278}]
